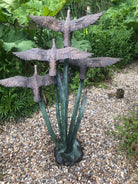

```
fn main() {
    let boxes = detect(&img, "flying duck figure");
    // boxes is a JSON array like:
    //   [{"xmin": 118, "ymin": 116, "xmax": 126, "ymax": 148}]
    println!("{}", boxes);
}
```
[
  {"xmin": 13, "ymin": 39, "xmax": 93, "ymax": 76},
  {"xmin": 0, "ymin": 65, "xmax": 57, "ymax": 102},
  {"xmin": 29, "ymin": 10, "xmax": 104, "ymax": 47}
]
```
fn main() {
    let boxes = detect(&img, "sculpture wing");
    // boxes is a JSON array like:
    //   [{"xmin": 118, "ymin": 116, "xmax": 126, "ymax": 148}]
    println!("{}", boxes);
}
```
[
  {"xmin": 13, "ymin": 48, "xmax": 50, "ymax": 61},
  {"xmin": 57, "ymin": 47, "xmax": 93, "ymax": 60},
  {"xmin": 71, "ymin": 12, "xmax": 104, "ymax": 31},
  {"xmin": 86, "ymin": 57, "xmax": 122, "ymax": 67},
  {"xmin": 41, "ymin": 74, "xmax": 57, "ymax": 86},
  {"xmin": 0, "ymin": 76, "xmax": 28, "ymax": 88},
  {"xmin": 29, "ymin": 15, "xmax": 64, "ymax": 32}
]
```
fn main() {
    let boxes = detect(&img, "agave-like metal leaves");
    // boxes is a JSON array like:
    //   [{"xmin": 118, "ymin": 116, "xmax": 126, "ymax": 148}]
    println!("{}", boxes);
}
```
[
  {"xmin": 29, "ymin": 10, "xmax": 104, "ymax": 47},
  {"xmin": 13, "ymin": 39, "xmax": 93, "ymax": 76},
  {"xmin": 0, "ymin": 65, "xmax": 56, "ymax": 102}
]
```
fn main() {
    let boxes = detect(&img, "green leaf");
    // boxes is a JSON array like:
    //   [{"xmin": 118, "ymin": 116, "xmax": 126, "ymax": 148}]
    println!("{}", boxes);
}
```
[
  {"xmin": 135, "ymin": 41, "xmax": 138, "ymax": 54},
  {"xmin": 13, "ymin": 0, "xmax": 66, "ymax": 25},
  {"xmin": 0, "ymin": 27, "xmax": 36, "ymax": 52},
  {"xmin": 71, "ymin": 37, "xmax": 91, "ymax": 52},
  {"xmin": 0, "ymin": 9, "xmax": 9, "ymax": 22},
  {"xmin": 0, "ymin": 0, "xmax": 20, "ymax": 13}
]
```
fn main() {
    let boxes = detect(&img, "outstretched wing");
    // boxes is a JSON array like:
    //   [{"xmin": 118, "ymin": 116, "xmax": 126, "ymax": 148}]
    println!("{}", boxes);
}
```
[
  {"xmin": 67, "ymin": 57, "xmax": 122, "ymax": 68},
  {"xmin": 57, "ymin": 47, "xmax": 93, "ymax": 60},
  {"xmin": 71, "ymin": 12, "xmax": 104, "ymax": 31},
  {"xmin": 0, "ymin": 76, "xmax": 28, "ymax": 88},
  {"xmin": 86, "ymin": 57, "xmax": 122, "ymax": 67},
  {"xmin": 29, "ymin": 15, "xmax": 64, "ymax": 32},
  {"xmin": 13, "ymin": 48, "xmax": 50, "ymax": 61}
]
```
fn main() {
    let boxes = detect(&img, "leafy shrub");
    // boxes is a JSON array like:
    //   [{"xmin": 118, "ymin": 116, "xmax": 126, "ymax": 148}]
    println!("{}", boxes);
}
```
[
  {"xmin": 0, "ymin": 87, "xmax": 38, "ymax": 121},
  {"xmin": 68, "ymin": 0, "xmax": 136, "ymax": 91},
  {"xmin": 87, "ymin": 26, "xmax": 134, "ymax": 68}
]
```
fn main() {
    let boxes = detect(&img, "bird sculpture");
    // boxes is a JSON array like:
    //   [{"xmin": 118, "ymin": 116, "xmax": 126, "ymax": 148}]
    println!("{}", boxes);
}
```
[
  {"xmin": 29, "ymin": 10, "xmax": 104, "ymax": 47},
  {"xmin": 0, "ymin": 65, "xmax": 57, "ymax": 103},
  {"xmin": 67, "ymin": 56, "xmax": 123, "ymax": 80},
  {"xmin": 13, "ymin": 39, "xmax": 93, "ymax": 76}
]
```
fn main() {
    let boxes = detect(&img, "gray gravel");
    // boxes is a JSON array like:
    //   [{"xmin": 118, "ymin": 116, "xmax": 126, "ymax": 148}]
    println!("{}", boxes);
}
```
[{"xmin": 0, "ymin": 62, "xmax": 138, "ymax": 183}]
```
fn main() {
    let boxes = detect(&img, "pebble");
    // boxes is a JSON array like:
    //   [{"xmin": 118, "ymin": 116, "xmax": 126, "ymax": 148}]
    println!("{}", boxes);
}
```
[{"xmin": 0, "ymin": 62, "xmax": 138, "ymax": 183}]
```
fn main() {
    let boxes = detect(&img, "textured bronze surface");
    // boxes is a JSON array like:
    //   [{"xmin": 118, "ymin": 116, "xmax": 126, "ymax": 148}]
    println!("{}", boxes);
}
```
[
  {"xmin": 29, "ymin": 10, "xmax": 104, "ymax": 47},
  {"xmin": 13, "ymin": 39, "xmax": 93, "ymax": 76},
  {"xmin": 67, "ymin": 57, "xmax": 122, "ymax": 80},
  {"xmin": 0, "ymin": 65, "xmax": 56, "ymax": 102}
]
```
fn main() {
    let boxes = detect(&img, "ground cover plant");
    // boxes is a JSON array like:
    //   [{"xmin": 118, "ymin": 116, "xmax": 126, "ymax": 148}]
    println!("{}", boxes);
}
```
[{"xmin": 114, "ymin": 104, "xmax": 138, "ymax": 159}]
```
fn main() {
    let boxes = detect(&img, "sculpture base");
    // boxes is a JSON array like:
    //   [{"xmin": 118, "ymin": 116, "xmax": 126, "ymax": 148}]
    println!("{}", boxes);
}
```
[{"xmin": 54, "ymin": 140, "xmax": 83, "ymax": 166}]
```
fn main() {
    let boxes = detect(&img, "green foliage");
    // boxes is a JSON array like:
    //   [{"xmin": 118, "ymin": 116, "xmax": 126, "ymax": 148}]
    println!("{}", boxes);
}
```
[
  {"xmin": 0, "ymin": 87, "xmax": 38, "ymax": 121},
  {"xmin": 0, "ymin": 0, "xmax": 66, "ymax": 121},
  {"xmin": 114, "ymin": 105, "xmax": 138, "ymax": 158},
  {"xmin": 135, "ymin": 41, "xmax": 138, "ymax": 54},
  {"xmin": 87, "ymin": 26, "xmax": 134, "ymax": 68},
  {"xmin": 0, "ymin": 0, "xmax": 137, "ymax": 122},
  {"xmin": 102, "ymin": 0, "xmax": 138, "ymax": 31},
  {"xmin": 0, "ymin": 0, "xmax": 21, "ymax": 13},
  {"xmin": 85, "ymin": 67, "xmax": 111, "ymax": 86},
  {"xmin": 0, "ymin": 25, "xmax": 36, "ymax": 52},
  {"xmin": 70, "ymin": 66, "xmax": 112, "ymax": 92},
  {"xmin": 13, "ymin": 0, "xmax": 66, "ymax": 25},
  {"xmin": 71, "ymin": 37, "xmax": 91, "ymax": 52},
  {"xmin": 69, "ymin": 71, "xmax": 79, "ymax": 92},
  {"xmin": 46, "ymin": 32, "xmax": 92, "ymax": 52},
  {"xmin": 67, "ymin": 0, "xmax": 136, "ymax": 92},
  {"xmin": 63, "ymin": 0, "xmax": 110, "ymax": 18}
]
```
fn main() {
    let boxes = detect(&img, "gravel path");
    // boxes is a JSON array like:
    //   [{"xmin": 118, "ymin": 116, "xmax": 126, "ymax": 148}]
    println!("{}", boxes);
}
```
[{"xmin": 0, "ymin": 62, "xmax": 138, "ymax": 183}]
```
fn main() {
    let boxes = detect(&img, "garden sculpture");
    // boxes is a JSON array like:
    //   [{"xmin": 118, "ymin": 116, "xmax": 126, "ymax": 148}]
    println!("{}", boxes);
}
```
[
  {"xmin": 0, "ymin": 65, "xmax": 57, "ymax": 103},
  {"xmin": 0, "ymin": 10, "xmax": 122, "ymax": 165},
  {"xmin": 13, "ymin": 39, "xmax": 92, "ymax": 76},
  {"xmin": 68, "ymin": 56, "xmax": 122, "ymax": 80},
  {"xmin": 29, "ymin": 10, "xmax": 104, "ymax": 47}
]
